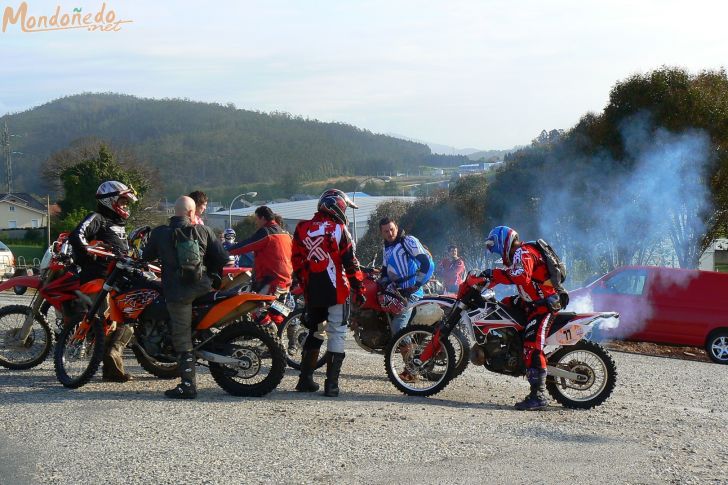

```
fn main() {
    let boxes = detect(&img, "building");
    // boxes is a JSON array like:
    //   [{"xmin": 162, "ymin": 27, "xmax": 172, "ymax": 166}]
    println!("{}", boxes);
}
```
[
  {"xmin": 0, "ymin": 193, "xmax": 48, "ymax": 229},
  {"xmin": 207, "ymin": 193, "xmax": 417, "ymax": 240},
  {"xmin": 699, "ymin": 239, "xmax": 728, "ymax": 272}
]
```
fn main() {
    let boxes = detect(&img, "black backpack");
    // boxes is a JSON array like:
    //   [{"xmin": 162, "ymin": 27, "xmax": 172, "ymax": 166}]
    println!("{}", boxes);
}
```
[
  {"xmin": 174, "ymin": 226, "xmax": 203, "ymax": 284},
  {"xmin": 531, "ymin": 239, "xmax": 569, "ymax": 308}
]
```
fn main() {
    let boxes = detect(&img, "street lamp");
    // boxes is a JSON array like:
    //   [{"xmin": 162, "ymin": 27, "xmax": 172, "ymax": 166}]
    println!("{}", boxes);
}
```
[
  {"xmin": 352, "ymin": 176, "xmax": 391, "ymax": 243},
  {"xmin": 228, "ymin": 191, "xmax": 258, "ymax": 229}
]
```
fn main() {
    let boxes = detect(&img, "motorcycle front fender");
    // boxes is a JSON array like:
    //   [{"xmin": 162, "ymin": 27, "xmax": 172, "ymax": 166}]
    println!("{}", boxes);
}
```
[{"xmin": 0, "ymin": 275, "xmax": 42, "ymax": 292}]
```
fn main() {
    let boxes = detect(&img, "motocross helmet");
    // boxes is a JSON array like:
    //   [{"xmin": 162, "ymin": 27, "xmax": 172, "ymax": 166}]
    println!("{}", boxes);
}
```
[
  {"xmin": 377, "ymin": 283, "xmax": 407, "ymax": 314},
  {"xmin": 96, "ymin": 181, "xmax": 137, "ymax": 220},
  {"xmin": 223, "ymin": 228, "xmax": 236, "ymax": 242},
  {"xmin": 317, "ymin": 188, "xmax": 358, "ymax": 225},
  {"xmin": 486, "ymin": 225, "xmax": 519, "ymax": 266},
  {"xmin": 128, "ymin": 225, "xmax": 151, "ymax": 258}
]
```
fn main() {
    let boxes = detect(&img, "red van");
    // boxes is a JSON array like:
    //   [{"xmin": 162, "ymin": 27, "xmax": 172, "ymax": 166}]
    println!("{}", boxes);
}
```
[{"xmin": 570, "ymin": 266, "xmax": 728, "ymax": 365}]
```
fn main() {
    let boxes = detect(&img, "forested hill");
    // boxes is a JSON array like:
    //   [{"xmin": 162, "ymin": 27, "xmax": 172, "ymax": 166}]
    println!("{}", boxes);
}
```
[{"xmin": 2, "ymin": 93, "xmax": 432, "ymax": 194}]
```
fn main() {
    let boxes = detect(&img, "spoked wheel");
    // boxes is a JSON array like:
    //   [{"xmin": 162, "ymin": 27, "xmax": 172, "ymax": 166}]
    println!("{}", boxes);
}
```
[
  {"xmin": 40, "ymin": 300, "xmax": 64, "ymax": 338},
  {"xmin": 384, "ymin": 324, "xmax": 456, "ymax": 397},
  {"xmin": 53, "ymin": 315, "xmax": 105, "ymax": 388},
  {"xmin": 0, "ymin": 305, "xmax": 53, "ymax": 370},
  {"xmin": 449, "ymin": 327, "xmax": 471, "ymax": 378},
  {"xmin": 131, "ymin": 343, "xmax": 179, "ymax": 379},
  {"xmin": 209, "ymin": 321, "xmax": 286, "ymax": 397},
  {"xmin": 546, "ymin": 340, "xmax": 617, "ymax": 409},
  {"xmin": 277, "ymin": 309, "xmax": 326, "ymax": 370}
]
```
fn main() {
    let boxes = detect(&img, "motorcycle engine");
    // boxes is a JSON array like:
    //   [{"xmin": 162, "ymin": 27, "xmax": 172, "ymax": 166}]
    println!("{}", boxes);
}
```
[
  {"xmin": 482, "ymin": 328, "xmax": 525, "ymax": 375},
  {"xmin": 350, "ymin": 308, "xmax": 389, "ymax": 351},
  {"xmin": 138, "ymin": 319, "xmax": 175, "ymax": 361}
]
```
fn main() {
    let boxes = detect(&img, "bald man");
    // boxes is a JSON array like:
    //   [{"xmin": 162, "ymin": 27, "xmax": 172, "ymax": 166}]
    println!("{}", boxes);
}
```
[{"xmin": 143, "ymin": 196, "xmax": 229, "ymax": 399}]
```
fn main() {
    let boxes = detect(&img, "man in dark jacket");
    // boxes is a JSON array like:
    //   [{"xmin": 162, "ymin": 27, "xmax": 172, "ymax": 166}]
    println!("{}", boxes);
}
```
[
  {"xmin": 143, "ymin": 196, "xmax": 229, "ymax": 399},
  {"xmin": 69, "ymin": 180, "xmax": 137, "ymax": 382}
]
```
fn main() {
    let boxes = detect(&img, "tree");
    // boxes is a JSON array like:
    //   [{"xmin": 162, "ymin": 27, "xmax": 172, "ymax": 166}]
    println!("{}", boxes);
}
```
[{"xmin": 46, "ymin": 141, "xmax": 157, "ymax": 233}]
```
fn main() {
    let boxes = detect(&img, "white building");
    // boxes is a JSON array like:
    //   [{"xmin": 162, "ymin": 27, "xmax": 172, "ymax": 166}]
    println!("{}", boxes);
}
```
[
  {"xmin": 699, "ymin": 238, "xmax": 728, "ymax": 272},
  {"xmin": 207, "ymin": 193, "xmax": 416, "ymax": 240}
]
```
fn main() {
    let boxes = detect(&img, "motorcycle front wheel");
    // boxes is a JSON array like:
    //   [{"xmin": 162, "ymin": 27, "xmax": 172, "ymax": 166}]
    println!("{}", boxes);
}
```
[
  {"xmin": 209, "ymin": 321, "xmax": 286, "ymax": 397},
  {"xmin": 0, "ymin": 305, "xmax": 52, "ymax": 370},
  {"xmin": 131, "ymin": 343, "xmax": 179, "ymax": 379},
  {"xmin": 384, "ymin": 324, "xmax": 456, "ymax": 397},
  {"xmin": 546, "ymin": 340, "xmax": 617, "ymax": 409},
  {"xmin": 53, "ymin": 315, "xmax": 105, "ymax": 388}
]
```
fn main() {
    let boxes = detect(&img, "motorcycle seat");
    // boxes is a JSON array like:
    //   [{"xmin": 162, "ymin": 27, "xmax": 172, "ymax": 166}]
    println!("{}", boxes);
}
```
[
  {"xmin": 193, "ymin": 286, "xmax": 244, "ymax": 306},
  {"xmin": 548, "ymin": 312, "xmax": 577, "ymax": 336}
]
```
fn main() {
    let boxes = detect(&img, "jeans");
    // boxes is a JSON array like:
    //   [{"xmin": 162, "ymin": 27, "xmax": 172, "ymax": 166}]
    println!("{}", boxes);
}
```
[{"xmin": 389, "ymin": 294, "xmax": 420, "ymax": 336}]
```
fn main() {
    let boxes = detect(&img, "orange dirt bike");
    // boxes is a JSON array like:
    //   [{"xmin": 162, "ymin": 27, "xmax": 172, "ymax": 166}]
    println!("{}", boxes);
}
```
[{"xmin": 54, "ymin": 247, "xmax": 287, "ymax": 396}]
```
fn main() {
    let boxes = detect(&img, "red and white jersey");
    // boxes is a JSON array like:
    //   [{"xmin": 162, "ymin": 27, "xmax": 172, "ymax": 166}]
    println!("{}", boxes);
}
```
[
  {"xmin": 489, "ymin": 243, "xmax": 556, "ymax": 303},
  {"xmin": 292, "ymin": 212, "xmax": 363, "ymax": 307}
]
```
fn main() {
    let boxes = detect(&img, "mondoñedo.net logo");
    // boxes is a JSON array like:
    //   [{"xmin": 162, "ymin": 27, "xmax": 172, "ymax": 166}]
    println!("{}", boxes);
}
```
[{"xmin": 2, "ymin": 2, "xmax": 132, "ymax": 32}]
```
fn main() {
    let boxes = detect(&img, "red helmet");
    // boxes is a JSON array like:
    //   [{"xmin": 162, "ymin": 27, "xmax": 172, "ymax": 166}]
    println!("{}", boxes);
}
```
[
  {"xmin": 377, "ymin": 283, "xmax": 407, "ymax": 314},
  {"xmin": 317, "ymin": 188, "xmax": 358, "ymax": 224}
]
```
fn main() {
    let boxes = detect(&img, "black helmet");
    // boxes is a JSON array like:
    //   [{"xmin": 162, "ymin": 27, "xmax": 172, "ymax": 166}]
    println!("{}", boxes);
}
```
[{"xmin": 317, "ymin": 189, "xmax": 358, "ymax": 224}]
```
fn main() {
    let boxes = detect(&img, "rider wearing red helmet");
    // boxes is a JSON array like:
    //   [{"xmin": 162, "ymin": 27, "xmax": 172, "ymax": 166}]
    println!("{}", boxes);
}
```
[
  {"xmin": 69, "ymin": 180, "xmax": 138, "ymax": 383},
  {"xmin": 291, "ymin": 189, "xmax": 365, "ymax": 397},
  {"xmin": 484, "ymin": 225, "xmax": 560, "ymax": 410}
]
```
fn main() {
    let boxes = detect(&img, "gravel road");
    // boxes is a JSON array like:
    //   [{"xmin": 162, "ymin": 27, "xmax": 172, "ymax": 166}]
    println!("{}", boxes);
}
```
[{"xmin": 1, "ymin": 294, "xmax": 727, "ymax": 484}]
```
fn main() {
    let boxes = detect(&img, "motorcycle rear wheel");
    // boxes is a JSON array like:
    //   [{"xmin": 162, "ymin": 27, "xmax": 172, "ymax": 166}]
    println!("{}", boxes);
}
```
[
  {"xmin": 209, "ymin": 321, "xmax": 286, "ymax": 397},
  {"xmin": 0, "ymin": 305, "xmax": 52, "ymax": 370},
  {"xmin": 385, "ymin": 324, "xmax": 456, "ymax": 397},
  {"xmin": 546, "ymin": 340, "xmax": 617, "ymax": 409},
  {"xmin": 53, "ymin": 315, "xmax": 105, "ymax": 388}
]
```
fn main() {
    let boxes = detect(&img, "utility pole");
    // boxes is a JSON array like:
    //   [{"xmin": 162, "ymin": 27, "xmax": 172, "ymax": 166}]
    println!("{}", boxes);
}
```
[{"xmin": 1, "ymin": 121, "xmax": 12, "ymax": 193}]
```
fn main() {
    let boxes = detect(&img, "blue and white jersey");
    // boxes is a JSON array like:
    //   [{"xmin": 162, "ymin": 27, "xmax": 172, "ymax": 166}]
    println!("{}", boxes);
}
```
[{"xmin": 382, "ymin": 235, "xmax": 435, "ymax": 296}]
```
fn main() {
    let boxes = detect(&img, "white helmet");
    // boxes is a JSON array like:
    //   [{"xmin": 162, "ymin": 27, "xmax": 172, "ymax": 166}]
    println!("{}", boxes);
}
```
[{"xmin": 96, "ymin": 181, "xmax": 138, "ymax": 219}]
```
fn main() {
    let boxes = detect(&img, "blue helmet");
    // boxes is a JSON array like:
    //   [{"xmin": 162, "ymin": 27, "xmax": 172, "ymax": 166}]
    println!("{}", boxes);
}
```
[{"xmin": 486, "ymin": 226, "xmax": 519, "ymax": 265}]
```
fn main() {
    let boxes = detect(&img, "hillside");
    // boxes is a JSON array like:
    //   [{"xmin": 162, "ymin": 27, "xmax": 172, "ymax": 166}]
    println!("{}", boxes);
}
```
[{"xmin": 2, "ymin": 93, "xmax": 433, "ymax": 195}]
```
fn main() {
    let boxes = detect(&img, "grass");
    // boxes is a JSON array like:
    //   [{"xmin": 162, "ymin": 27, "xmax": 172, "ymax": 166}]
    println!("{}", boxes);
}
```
[{"xmin": 6, "ymin": 244, "xmax": 46, "ymax": 267}]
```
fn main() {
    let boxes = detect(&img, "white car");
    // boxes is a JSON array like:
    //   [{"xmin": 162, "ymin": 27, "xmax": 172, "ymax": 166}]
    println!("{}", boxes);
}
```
[{"xmin": 0, "ymin": 241, "xmax": 15, "ymax": 278}]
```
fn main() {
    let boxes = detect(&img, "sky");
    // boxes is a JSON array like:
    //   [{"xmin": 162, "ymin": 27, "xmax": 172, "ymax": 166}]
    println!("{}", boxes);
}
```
[{"xmin": 1, "ymin": 0, "xmax": 728, "ymax": 150}]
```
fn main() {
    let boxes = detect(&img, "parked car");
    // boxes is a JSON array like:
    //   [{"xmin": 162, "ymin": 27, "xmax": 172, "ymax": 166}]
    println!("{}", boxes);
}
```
[
  {"xmin": 0, "ymin": 241, "xmax": 15, "ymax": 278},
  {"xmin": 570, "ymin": 266, "xmax": 728, "ymax": 364}
]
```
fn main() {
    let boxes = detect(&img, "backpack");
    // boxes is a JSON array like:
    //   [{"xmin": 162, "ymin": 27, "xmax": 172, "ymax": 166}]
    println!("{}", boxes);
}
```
[
  {"xmin": 174, "ymin": 226, "xmax": 203, "ymax": 284},
  {"xmin": 531, "ymin": 239, "xmax": 569, "ymax": 308}
]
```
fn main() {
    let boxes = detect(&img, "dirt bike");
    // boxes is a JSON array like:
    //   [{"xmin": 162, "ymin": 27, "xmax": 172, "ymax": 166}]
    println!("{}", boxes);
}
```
[
  {"xmin": 278, "ymin": 269, "xmax": 471, "ymax": 375},
  {"xmin": 54, "ymin": 247, "xmax": 287, "ymax": 397},
  {"xmin": 385, "ymin": 271, "xmax": 619, "ymax": 409},
  {"xmin": 0, "ymin": 233, "xmax": 81, "ymax": 369}
]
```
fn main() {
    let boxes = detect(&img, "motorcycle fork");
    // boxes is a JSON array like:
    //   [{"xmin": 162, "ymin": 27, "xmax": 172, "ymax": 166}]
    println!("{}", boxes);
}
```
[
  {"xmin": 16, "ymin": 292, "xmax": 45, "ymax": 342},
  {"xmin": 419, "ymin": 305, "xmax": 463, "ymax": 362}
]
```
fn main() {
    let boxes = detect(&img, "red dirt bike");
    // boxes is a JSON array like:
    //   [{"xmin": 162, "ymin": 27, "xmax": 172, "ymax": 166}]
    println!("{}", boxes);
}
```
[
  {"xmin": 54, "ymin": 248, "xmax": 287, "ymax": 396},
  {"xmin": 0, "ymin": 233, "xmax": 90, "ymax": 370},
  {"xmin": 278, "ymin": 268, "xmax": 471, "ymax": 373},
  {"xmin": 385, "ymin": 272, "xmax": 619, "ymax": 409}
]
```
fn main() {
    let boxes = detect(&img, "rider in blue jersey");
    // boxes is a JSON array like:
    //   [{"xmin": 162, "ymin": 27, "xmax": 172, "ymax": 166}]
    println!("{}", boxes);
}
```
[{"xmin": 378, "ymin": 217, "xmax": 435, "ymax": 336}]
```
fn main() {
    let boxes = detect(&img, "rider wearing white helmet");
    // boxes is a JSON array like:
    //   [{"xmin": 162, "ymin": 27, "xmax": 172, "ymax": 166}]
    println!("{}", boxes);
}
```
[{"xmin": 69, "ymin": 180, "xmax": 138, "ymax": 383}]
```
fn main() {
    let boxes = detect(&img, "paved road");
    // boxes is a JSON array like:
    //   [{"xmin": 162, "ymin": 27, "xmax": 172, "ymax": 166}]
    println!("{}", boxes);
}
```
[{"xmin": 1, "ymin": 327, "xmax": 727, "ymax": 485}]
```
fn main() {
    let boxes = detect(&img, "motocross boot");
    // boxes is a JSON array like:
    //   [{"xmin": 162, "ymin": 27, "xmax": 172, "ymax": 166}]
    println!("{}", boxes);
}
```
[
  {"xmin": 102, "ymin": 325, "xmax": 134, "ymax": 383},
  {"xmin": 324, "ymin": 352, "xmax": 345, "ymax": 398},
  {"xmin": 295, "ymin": 348, "xmax": 320, "ymax": 392},
  {"xmin": 515, "ymin": 368, "xmax": 549, "ymax": 411},
  {"xmin": 164, "ymin": 352, "xmax": 197, "ymax": 399}
]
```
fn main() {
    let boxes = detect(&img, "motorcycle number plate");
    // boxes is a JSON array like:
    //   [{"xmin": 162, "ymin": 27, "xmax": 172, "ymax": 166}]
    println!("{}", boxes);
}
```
[
  {"xmin": 556, "ymin": 324, "xmax": 584, "ymax": 345},
  {"xmin": 270, "ymin": 300, "xmax": 291, "ymax": 317}
]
